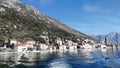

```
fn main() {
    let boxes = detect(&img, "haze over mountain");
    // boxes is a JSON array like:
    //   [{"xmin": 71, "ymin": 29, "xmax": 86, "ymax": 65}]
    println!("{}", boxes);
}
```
[
  {"xmin": 0, "ymin": 0, "xmax": 93, "ymax": 41},
  {"xmin": 90, "ymin": 32, "xmax": 120, "ymax": 44}
]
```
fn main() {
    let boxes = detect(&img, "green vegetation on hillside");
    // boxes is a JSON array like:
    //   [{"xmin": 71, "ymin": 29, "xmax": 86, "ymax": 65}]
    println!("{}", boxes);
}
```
[{"xmin": 0, "ymin": 6, "xmax": 79, "ymax": 42}]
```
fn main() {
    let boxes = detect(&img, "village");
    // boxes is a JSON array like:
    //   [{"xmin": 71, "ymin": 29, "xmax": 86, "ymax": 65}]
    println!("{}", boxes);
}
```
[
  {"xmin": 0, "ymin": 33, "xmax": 117, "ymax": 52},
  {"xmin": 0, "ymin": 35, "xmax": 119, "ymax": 68}
]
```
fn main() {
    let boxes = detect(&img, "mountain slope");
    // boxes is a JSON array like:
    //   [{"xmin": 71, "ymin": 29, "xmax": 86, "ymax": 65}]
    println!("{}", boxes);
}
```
[
  {"xmin": 0, "ymin": 0, "xmax": 93, "ymax": 41},
  {"xmin": 90, "ymin": 32, "xmax": 120, "ymax": 44}
]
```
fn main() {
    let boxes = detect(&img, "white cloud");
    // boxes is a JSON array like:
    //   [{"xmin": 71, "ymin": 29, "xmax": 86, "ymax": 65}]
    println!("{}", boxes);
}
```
[
  {"xmin": 83, "ymin": 5, "xmax": 100, "ymax": 13},
  {"xmin": 83, "ymin": 4, "xmax": 110, "ymax": 13}
]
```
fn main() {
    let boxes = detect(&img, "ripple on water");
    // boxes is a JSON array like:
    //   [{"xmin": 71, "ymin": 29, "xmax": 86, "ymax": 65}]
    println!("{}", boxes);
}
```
[
  {"xmin": 48, "ymin": 58, "xmax": 72, "ymax": 68},
  {"xmin": 0, "ymin": 48, "xmax": 120, "ymax": 68}
]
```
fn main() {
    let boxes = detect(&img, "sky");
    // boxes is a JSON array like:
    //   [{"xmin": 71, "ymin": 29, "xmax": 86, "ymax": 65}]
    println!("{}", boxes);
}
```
[{"xmin": 20, "ymin": 0, "xmax": 120, "ymax": 35}]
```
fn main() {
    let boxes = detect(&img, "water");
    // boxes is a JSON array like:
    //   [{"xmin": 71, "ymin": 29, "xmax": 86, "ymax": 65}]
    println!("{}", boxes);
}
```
[{"xmin": 0, "ymin": 48, "xmax": 120, "ymax": 68}]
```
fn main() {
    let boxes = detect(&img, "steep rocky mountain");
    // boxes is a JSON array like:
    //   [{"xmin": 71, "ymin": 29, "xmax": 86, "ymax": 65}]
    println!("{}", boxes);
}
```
[
  {"xmin": 90, "ymin": 32, "xmax": 120, "ymax": 44},
  {"xmin": 0, "ymin": 0, "xmax": 93, "ymax": 41}
]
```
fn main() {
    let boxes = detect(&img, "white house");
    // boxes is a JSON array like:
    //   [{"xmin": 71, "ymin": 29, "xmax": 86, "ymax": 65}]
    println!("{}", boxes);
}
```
[
  {"xmin": 49, "ymin": 46, "xmax": 53, "ymax": 51},
  {"xmin": 48, "ymin": 46, "xmax": 56, "ymax": 51},
  {"xmin": 26, "ymin": 40, "xmax": 35, "ymax": 45},
  {"xmin": 59, "ymin": 45, "xmax": 67, "ymax": 50},
  {"xmin": 82, "ymin": 44, "xmax": 92, "ymax": 49},
  {"xmin": 53, "ymin": 46, "xmax": 57, "ymax": 50},
  {"xmin": 10, "ymin": 39, "xmax": 18, "ymax": 45},
  {"xmin": 69, "ymin": 45, "xmax": 77, "ymax": 50},
  {"xmin": 16, "ymin": 43, "xmax": 27, "ymax": 52},
  {"xmin": 67, "ymin": 40, "xmax": 73, "ymax": 46},
  {"xmin": 56, "ymin": 38, "xmax": 63, "ymax": 46},
  {"xmin": 26, "ymin": 40, "xmax": 35, "ymax": 48},
  {"xmin": 39, "ymin": 44, "xmax": 48, "ymax": 50}
]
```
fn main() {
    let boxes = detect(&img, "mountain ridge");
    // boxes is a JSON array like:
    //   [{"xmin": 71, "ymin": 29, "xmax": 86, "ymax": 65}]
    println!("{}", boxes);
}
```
[
  {"xmin": 90, "ymin": 32, "xmax": 120, "ymax": 44},
  {"xmin": 0, "ymin": 0, "xmax": 93, "ymax": 42}
]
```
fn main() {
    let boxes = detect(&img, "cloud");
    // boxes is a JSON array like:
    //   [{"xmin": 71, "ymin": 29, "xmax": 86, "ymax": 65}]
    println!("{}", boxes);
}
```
[
  {"xmin": 83, "ymin": 4, "xmax": 110, "ymax": 13},
  {"xmin": 83, "ymin": 5, "xmax": 99, "ymax": 13}
]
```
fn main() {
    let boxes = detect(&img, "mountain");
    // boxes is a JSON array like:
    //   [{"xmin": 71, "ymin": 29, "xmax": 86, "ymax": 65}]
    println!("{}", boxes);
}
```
[
  {"xmin": 0, "ymin": 0, "xmax": 93, "ymax": 42},
  {"xmin": 90, "ymin": 32, "xmax": 120, "ymax": 44}
]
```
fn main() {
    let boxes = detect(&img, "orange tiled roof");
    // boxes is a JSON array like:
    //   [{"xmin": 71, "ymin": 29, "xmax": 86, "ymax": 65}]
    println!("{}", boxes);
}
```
[{"xmin": 16, "ymin": 43, "xmax": 26, "ymax": 46}]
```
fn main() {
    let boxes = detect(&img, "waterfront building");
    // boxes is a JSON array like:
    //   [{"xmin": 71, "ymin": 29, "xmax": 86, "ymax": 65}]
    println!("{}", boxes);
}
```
[
  {"xmin": 10, "ymin": 39, "xmax": 17, "ymax": 45},
  {"xmin": 55, "ymin": 37, "xmax": 63, "ymax": 46},
  {"xmin": 69, "ymin": 45, "xmax": 77, "ymax": 50},
  {"xmin": 59, "ymin": 45, "xmax": 67, "ymax": 50},
  {"xmin": 16, "ymin": 43, "xmax": 27, "ymax": 52},
  {"xmin": 39, "ymin": 43, "xmax": 48, "ymax": 50},
  {"xmin": 26, "ymin": 40, "xmax": 35, "ymax": 50}
]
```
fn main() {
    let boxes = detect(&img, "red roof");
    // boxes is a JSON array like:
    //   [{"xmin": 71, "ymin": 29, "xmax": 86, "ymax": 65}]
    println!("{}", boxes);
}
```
[{"xmin": 16, "ymin": 43, "xmax": 26, "ymax": 46}]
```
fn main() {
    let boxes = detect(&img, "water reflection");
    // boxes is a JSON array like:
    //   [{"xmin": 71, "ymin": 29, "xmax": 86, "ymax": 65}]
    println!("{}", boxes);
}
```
[
  {"xmin": 48, "ymin": 58, "xmax": 72, "ymax": 68},
  {"xmin": 0, "ymin": 48, "xmax": 120, "ymax": 68}
]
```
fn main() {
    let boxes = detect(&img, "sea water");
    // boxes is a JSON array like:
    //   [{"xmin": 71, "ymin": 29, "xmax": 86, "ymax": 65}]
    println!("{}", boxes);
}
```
[{"xmin": 0, "ymin": 47, "xmax": 120, "ymax": 68}]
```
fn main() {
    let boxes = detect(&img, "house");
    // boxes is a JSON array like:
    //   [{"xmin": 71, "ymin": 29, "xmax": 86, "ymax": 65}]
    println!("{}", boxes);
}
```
[
  {"xmin": 10, "ymin": 39, "xmax": 18, "ymax": 45},
  {"xmin": 69, "ymin": 45, "xmax": 77, "ymax": 50},
  {"xmin": 53, "ymin": 46, "xmax": 57, "ymax": 50},
  {"xmin": 59, "ymin": 45, "xmax": 67, "ymax": 50},
  {"xmin": 39, "ymin": 43, "xmax": 48, "ymax": 50},
  {"xmin": 67, "ymin": 40, "xmax": 73, "ymax": 46},
  {"xmin": 55, "ymin": 38, "xmax": 62, "ymax": 46},
  {"xmin": 82, "ymin": 44, "xmax": 92, "ymax": 49},
  {"xmin": 72, "ymin": 42, "xmax": 78, "ymax": 46},
  {"xmin": 49, "ymin": 46, "xmax": 53, "ymax": 50},
  {"xmin": 26, "ymin": 40, "xmax": 35, "ymax": 49},
  {"xmin": 16, "ymin": 43, "xmax": 27, "ymax": 52},
  {"xmin": 48, "ymin": 46, "xmax": 56, "ymax": 51},
  {"xmin": 26, "ymin": 40, "xmax": 35, "ymax": 45}
]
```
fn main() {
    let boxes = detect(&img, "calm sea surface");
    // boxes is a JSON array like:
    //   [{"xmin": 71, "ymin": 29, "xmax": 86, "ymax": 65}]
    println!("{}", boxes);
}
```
[{"xmin": 1, "ymin": 47, "xmax": 120, "ymax": 68}]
